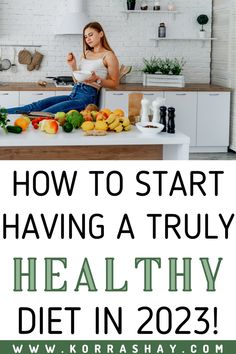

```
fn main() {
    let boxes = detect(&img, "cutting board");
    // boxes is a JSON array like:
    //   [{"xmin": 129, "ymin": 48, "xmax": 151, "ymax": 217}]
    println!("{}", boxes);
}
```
[{"xmin": 128, "ymin": 93, "xmax": 143, "ymax": 124}]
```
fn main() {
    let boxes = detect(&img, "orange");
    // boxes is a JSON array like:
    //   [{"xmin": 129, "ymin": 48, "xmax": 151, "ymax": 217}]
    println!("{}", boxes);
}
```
[
  {"xmin": 21, "ymin": 115, "xmax": 31, "ymax": 124},
  {"xmin": 14, "ymin": 117, "xmax": 30, "ymax": 131},
  {"xmin": 100, "ymin": 108, "xmax": 112, "ymax": 117}
]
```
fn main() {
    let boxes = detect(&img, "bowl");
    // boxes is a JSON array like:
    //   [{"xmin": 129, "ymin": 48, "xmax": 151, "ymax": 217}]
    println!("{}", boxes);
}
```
[
  {"xmin": 73, "ymin": 70, "xmax": 92, "ymax": 82},
  {"xmin": 136, "ymin": 122, "xmax": 164, "ymax": 134}
]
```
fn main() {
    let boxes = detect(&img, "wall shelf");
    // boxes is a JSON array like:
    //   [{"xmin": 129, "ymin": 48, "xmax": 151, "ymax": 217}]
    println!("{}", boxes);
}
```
[
  {"xmin": 0, "ymin": 44, "xmax": 42, "ymax": 48},
  {"xmin": 122, "ymin": 10, "xmax": 180, "ymax": 19},
  {"xmin": 150, "ymin": 37, "xmax": 217, "ymax": 47}
]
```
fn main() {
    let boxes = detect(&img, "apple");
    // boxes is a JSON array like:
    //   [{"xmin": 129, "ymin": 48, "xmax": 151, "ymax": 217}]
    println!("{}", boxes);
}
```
[
  {"xmin": 99, "ymin": 110, "xmax": 109, "ymax": 119},
  {"xmin": 96, "ymin": 112, "xmax": 106, "ymax": 121},
  {"xmin": 91, "ymin": 110, "xmax": 98, "ymax": 121},
  {"xmin": 55, "ymin": 112, "xmax": 66, "ymax": 119},
  {"xmin": 55, "ymin": 112, "xmax": 66, "ymax": 126},
  {"xmin": 40, "ymin": 119, "xmax": 59, "ymax": 134}
]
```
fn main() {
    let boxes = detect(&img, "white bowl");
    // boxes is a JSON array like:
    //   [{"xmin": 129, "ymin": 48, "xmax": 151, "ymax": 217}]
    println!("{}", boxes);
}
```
[
  {"xmin": 73, "ymin": 70, "xmax": 92, "ymax": 82},
  {"xmin": 136, "ymin": 122, "xmax": 164, "ymax": 134}
]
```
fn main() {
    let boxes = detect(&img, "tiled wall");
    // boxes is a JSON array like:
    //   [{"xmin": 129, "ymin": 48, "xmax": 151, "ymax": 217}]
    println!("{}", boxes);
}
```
[
  {"xmin": 0, "ymin": 0, "xmax": 212, "ymax": 84},
  {"xmin": 211, "ymin": 0, "xmax": 236, "ymax": 151}
]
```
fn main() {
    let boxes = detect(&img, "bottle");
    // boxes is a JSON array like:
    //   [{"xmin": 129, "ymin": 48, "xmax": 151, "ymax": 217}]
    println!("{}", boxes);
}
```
[
  {"xmin": 153, "ymin": 0, "xmax": 161, "ymax": 10},
  {"xmin": 140, "ymin": 98, "xmax": 150, "ymax": 122},
  {"xmin": 151, "ymin": 100, "xmax": 160, "ymax": 123},
  {"xmin": 167, "ymin": 107, "xmax": 175, "ymax": 134},
  {"xmin": 158, "ymin": 23, "xmax": 166, "ymax": 38},
  {"xmin": 159, "ymin": 106, "xmax": 167, "ymax": 132}
]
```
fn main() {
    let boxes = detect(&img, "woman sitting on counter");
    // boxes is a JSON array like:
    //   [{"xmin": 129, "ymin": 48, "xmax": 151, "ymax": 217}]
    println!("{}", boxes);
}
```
[{"xmin": 7, "ymin": 22, "xmax": 119, "ymax": 114}]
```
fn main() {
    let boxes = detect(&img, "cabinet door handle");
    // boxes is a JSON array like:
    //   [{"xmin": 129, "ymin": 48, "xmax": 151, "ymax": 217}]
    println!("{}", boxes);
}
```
[
  {"xmin": 35, "ymin": 93, "xmax": 44, "ymax": 95},
  {"xmin": 143, "ymin": 93, "xmax": 155, "ymax": 96},
  {"xmin": 209, "ymin": 93, "xmax": 220, "ymax": 96},
  {"xmin": 176, "ymin": 93, "xmax": 187, "ymax": 96},
  {"xmin": 112, "ymin": 93, "xmax": 124, "ymax": 96},
  {"xmin": 1, "ymin": 93, "xmax": 9, "ymax": 95}
]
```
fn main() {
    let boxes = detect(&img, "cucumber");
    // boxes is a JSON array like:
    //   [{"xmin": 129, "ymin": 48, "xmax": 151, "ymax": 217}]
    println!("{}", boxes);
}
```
[{"xmin": 6, "ymin": 125, "xmax": 23, "ymax": 134}]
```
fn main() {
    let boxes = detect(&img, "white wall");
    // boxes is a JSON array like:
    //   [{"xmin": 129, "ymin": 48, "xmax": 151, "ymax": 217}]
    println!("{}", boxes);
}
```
[
  {"xmin": 0, "ymin": 0, "xmax": 212, "ymax": 83},
  {"xmin": 211, "ymin": 0, "xmax": 236, "ymax": 150}
]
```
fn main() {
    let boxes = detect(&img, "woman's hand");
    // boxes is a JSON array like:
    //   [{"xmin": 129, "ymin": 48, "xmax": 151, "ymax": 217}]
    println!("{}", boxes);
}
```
[
  {"xmin": 67, "ymin": 52, "xmax": 77, "ymax": 71},
  {"xmin": 84, "ymin": 71, "xmax": 99, "ymax": 84}
]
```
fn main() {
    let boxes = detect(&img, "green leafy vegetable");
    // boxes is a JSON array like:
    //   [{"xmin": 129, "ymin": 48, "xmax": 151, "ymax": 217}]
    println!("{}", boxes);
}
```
[{"xmin": 0, "ymin": 107, "xmax": 10, "ymax": 133}]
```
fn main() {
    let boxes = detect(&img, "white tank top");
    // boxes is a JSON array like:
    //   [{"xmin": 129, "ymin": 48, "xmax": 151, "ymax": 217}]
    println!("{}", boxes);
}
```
[
  {"xmin": 79, "ymin": 55, "xmax": 108, "ymax": 90},
  {"xmin": 80, "ymin": 57, "xmax": 108, "ymax": 79}
]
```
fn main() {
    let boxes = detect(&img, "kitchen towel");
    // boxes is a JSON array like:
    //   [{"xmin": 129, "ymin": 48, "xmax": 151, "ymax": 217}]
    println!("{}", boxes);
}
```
[
  {"xmin": 18, "ymin": 49, "xmax": 32, "ymax": 65},
  {"xmin": 27, "ymin": 51, "xmax": 44, "ymax": 71}
]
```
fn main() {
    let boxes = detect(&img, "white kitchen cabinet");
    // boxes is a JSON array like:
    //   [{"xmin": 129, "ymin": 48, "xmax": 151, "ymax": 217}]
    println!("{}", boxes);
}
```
[
  {"xmin": 102, "ymin": 91, "xmax": 129, "ymax": 116},
  {"xmin": 142, "ymin": 91, "xmax": 164, "ymax": 100},
  {"xmin": 19, "ymin": 91, "xmax": 55, "ymax": 106},
  {"xmin": 101, "ymin": 90, "xmax": 164, "ymax": 116},
  {"xmin": 197, "ymin": 92, "xmax": 230, "ymax": 150},
  {"xmin": 164, "ymin": 92, "xmax": 197, "ymax": 146},
  {"xmin": 0, "ymin": 91, "xmax": 19, "ymax": 108}
]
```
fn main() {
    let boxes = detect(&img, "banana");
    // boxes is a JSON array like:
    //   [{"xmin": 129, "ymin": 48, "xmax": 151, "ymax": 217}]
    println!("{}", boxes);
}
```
[
  {"xmin": 120, "ymin": 117, "xmax": 130, "ymax": 127},
  {"xmin": 124, "ymin": 124, "xmax": 132, "ymax": 131},
  {"xmin": 106, "ymin": 113, "xmax": 117, "ymax": 125},
  {"xmin": 114, "ymin": 124, "xmax": 123, "ymax": 133},
  {"xmin": 95, "ymin": 120, "xmax": 108, "ymax": 131},
  {"xmin": 109, "ymin": 118, "xmax": 120, "ymax": 130}
]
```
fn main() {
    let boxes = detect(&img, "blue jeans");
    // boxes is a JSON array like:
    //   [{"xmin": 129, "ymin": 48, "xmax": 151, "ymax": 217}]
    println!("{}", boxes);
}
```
[{"xmin": 7, "ymin": 83, "xmax": 99, "ymax": 114}]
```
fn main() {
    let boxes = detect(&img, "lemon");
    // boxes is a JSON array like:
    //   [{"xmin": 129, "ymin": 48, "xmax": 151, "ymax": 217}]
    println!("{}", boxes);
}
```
[{"xmin": 81, "ymin": 121, "xmax": 94, "ymax": 131}]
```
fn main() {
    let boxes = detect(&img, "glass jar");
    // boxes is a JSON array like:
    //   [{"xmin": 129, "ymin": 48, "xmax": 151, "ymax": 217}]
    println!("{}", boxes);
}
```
[
  {"xmin": 153, "ymin": 0, "xmax": 161, "ymax": 11},
  {"xmin": 140, "ymin": 1, "xmax": 148, "ymax": 10},
  {"xmin": 167, "ymin": 1, "xmax": 176, "ymax": 11},
  {"xmin": 158, "ymin": 22, "xmax": 166, "ymax": 38}
]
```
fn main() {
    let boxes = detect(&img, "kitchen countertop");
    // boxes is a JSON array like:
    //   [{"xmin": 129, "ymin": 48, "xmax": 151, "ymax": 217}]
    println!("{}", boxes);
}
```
[
  {"xmin": 106, "ymin": 83, "xmax": 232, "ymax": 92},
  {"xmin": 0, "ymin": 116, "xmax": 190, "ymax": 160},
  {"xmin": 0, "ymin": 116, "xmax": 189, "ymax": 147},
  {"xmin": 0, "ymin": 82, "xmax": 232, "ymax": 92},
  {"xmin": 0, "ymin": 82, "xmax": 71, "ymax": 91}
]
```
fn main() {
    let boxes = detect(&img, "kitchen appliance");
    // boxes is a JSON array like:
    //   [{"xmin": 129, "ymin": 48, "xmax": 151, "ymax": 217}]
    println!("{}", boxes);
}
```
[
  {"xmin": 151, "ymin": 97, "xmax": 166, "ymax": 123},
  {"xmin": 55, "ymin": 0, "xmax": 89, "ymax": 35},
  {"xmin": 167, "ymin": 107, "xmax": 175, "ymax": 133},
  {"xmin": 140, "ymin": 97, "xmax": 150, "ymax": 122},
  {"xmin": 46, "ymin": 76, "xmax": 74, "ymax": 87}
]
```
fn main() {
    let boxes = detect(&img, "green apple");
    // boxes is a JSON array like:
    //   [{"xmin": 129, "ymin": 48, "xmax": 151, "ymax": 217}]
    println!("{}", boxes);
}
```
[
  {"xmin": 55, "ymin": 112, "xmax": 66, "ymax": 126},
  {"xmin": 55, "ymin": 112, "xmax": 66, "ymax": 119}
]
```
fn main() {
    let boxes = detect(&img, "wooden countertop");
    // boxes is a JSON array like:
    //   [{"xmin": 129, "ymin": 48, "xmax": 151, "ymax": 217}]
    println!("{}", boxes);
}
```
[
  {"xmin": 106, "ymin": 83, "xmax": 232, "ymax": 92},
  {"xmin": 0, "ymin": 82, "xmax": 232, "ymax": 92},
  {"xmin": 0, "ymin": 82, "xmax": 71, "ymax": 91}
]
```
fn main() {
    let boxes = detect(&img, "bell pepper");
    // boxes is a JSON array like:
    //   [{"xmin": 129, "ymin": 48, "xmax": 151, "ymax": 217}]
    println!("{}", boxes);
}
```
[{"xmin": 31, "ymin": 117, "xmax": 53, "ymax": 129}]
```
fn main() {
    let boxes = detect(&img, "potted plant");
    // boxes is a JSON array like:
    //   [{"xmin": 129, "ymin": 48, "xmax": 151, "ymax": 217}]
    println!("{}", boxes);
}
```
[
  {"xmin": 142, "ymin": 57, "xmax": 186, "ymax": 87},
  {"xmin": 197, "ymin": 14, "xmax": 209, "ymax": 39},
  {"xmin": 127, "ymin": 0, "xmax": 136, "ymax": 11}
]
